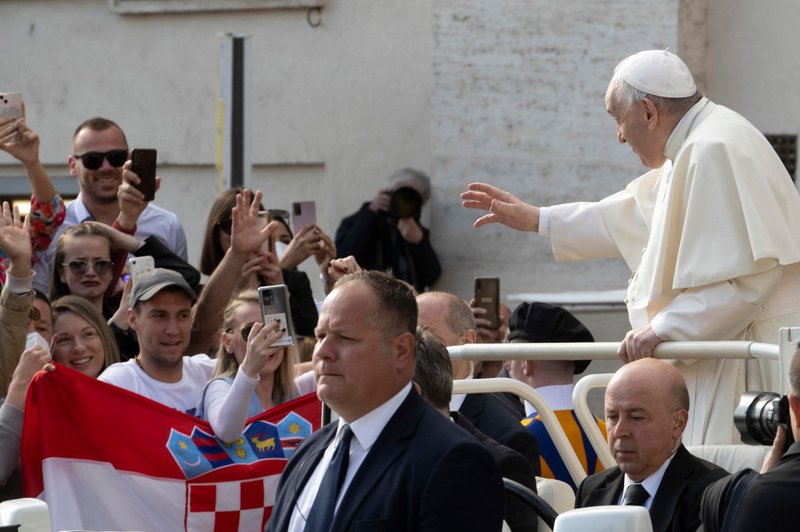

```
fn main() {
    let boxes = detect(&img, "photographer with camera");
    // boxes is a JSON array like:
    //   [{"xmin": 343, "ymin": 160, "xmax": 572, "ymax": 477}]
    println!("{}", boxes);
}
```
[
  {"xmin": 334, "ymin": 168, "xmax": 441, "ymax": 293},
  {"xmin": 701, "ymin": 347, "xmax": 800, "ymax": 531}
]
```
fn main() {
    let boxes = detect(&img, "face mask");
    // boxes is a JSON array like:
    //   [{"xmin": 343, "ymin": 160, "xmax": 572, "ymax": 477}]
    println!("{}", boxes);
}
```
[{"xmin": 274, "ymin": 241, "xmax": 289, "ymax": 260}]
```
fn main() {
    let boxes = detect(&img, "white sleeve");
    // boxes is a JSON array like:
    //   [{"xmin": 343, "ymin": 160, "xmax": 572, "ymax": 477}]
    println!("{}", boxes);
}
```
[
  {"xmin": 548, "ymin": 202, "xmax": 621, "ymax": 262},
  {"xmin": 294, "ymin": 371, "xmax": 316, "ymax": 396},
  {"xmin": 650, "ymin": 268, "xmax": 782, "ymax": 342},
  {"xmin": 203, "ymin": 367, "xmax": 259, "ymax": 443}
]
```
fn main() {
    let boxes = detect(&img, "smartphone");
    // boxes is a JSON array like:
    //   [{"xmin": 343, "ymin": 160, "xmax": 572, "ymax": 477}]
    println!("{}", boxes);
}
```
[
  {"xmin": 130, "ymin": 148, "xmax": 157, "ymax": 201},
  {"xmin": 0, "ymin": 92, "xmax": 23, "ymax": 119},
  {"xmin": 258, "ymin": 285, "xmax": 294, "ymax": 347},
  {"xmin": 474, "ymin": 277, "xmax": 500, "ymax": 329},
  {"xmin": 128, "ymin": 255, "xmax": 155, "ymax": 285},
  {"xmin": 291, "ymin": 201, "xmax": 317, "ymax": 234}
]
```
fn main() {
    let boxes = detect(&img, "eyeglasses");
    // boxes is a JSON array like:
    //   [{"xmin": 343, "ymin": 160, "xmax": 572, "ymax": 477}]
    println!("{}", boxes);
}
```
[
  {"xmin": 266, "ymin": 209, "xmax": 290, "ymax": 222},
  {"xmin": 73, "ymin": 149, "xmax": 128, "ymax": 170},
  {"xmin": 63, "ymin": 259, "xmax": 114, "ymax": 276},
  {"xmin": 217, "ymin": 219, "xmax": 233, "ymax": 236},
  {"xmin": 240, "ymin": 322, "xmax": 256, "ymax": 341}
]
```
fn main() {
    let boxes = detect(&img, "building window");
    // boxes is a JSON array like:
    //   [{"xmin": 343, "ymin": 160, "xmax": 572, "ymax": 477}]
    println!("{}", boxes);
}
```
[{"xmin": 764, "ymin": 134, "xmax": 797, "ymax": 182}]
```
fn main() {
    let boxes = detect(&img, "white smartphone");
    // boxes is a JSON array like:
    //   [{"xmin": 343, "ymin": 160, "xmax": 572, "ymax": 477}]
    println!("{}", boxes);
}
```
[
  {"xmin": 291, "ymin": 201, "xmax": 317, "ymax": 234},
  {"xmin": 128, "ymin": 255, "xmax": 155, "ymax": 285},
  {"xmin": 0, "ymin": 92, "xmax": 23, "ymax": 119},
  {"xmin": 26, "ymin": 331, "xmax": 50, "ymax": 353},
  {"xmin": 258, "ymin": 285, "xmax": 294, "ymax": 347}
]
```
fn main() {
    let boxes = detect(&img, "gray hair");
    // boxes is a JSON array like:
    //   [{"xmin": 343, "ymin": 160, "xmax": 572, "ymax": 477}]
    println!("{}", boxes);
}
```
[
  {"xmin": 388, "ymin": 167, "xmax": 431, "ymax": 204},
  {"xmin": 607, "ymin": 72, "xmax": 701, "ymax": 116}
]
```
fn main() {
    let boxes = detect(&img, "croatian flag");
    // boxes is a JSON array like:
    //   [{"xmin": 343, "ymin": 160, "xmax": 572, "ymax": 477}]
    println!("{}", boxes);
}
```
[{"xmin": 22, "ymin": 366, "xmax": 321, "ymax": 531}]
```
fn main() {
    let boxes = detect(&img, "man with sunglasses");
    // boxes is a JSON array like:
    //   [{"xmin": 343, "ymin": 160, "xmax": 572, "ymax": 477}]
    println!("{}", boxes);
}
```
[{"xmin": 33, "ymin": 117, "xmax": 187, "ymax": 294}]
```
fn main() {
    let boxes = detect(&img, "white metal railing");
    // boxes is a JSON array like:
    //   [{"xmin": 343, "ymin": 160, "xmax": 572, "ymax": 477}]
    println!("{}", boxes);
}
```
[
  {"xmin": 449, "ymin": 327, "xmax": 800, "ymax": 482},
  {"xmin": 452, "ymin": 378, "xmax": 589, "ymax": 486}
]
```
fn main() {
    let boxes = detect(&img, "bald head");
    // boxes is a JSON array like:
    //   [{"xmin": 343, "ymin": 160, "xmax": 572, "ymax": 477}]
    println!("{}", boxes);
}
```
[
  {"xmin": 416, "ymin": 291, "xmax": 476, "ymax": 380},
  {"xmin": 604, "ymin": 358, "xmax": 689, "ymax": 482},
  {"xmin": 416, "ymin": 291, "xmax": 476, "ymax": 347}
]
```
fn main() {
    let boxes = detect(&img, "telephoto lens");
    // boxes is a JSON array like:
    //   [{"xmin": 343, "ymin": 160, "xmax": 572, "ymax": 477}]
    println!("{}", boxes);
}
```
[
  {"xmin": 388, "ymin": 187, "xmax": 422, "ymax": 219},
  {"xmin": 734, "ymin": 392, "xmax": 793, "ymax": 446}
]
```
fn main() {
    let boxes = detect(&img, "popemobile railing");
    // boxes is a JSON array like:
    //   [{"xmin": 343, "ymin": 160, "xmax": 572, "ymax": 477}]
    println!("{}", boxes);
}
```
[{"xmin": 449, "ymin": 326, "xmax": 800, "ymax": 488}]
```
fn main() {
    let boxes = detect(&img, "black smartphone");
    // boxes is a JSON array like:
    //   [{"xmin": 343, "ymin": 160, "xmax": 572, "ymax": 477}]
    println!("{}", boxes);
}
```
[
  {"xmin": 130, "ymin": 148, "xmax": 157, "ymax": 201},
  {"xmin": 474, "ymin": 277, "xmax": 500, "ymax": 329},
  {"xmin": 258, "ymin": 285, "xmax": 294, "ymax": 347}
]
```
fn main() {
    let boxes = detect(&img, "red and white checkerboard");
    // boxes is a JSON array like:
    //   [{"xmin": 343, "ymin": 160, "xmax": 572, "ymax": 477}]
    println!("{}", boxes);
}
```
[{"xmin": 185, "ymin": 474, "xmax": 282, "ymax": 531}]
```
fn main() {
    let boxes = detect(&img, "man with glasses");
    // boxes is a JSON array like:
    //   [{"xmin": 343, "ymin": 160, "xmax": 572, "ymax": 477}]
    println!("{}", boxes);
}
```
[{"xmin": 33, "ymin": 117, "xmax": 187, "ymax": 293}]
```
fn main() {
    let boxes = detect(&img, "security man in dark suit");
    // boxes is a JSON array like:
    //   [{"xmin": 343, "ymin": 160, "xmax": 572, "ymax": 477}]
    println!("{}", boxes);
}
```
[
  {"xmin": 267, "ymin": 271, "xmax": 504, "ymax": 532},
  {"xmin": 701, "ymin": 347, "xmax": 800, "ymax": 532},
  {"xmin": 413, "ymin": 325, "xmax": 539, "ymax": 532},
  {"xmin": 574, "ymin": 358, "xmax": 726, "ymax": 532}
]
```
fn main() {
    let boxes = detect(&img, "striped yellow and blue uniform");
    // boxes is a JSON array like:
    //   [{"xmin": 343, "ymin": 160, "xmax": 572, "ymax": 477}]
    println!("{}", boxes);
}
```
[{"xmin": 520, "ymin": 410, "xmax": 606, "ymax": 491}]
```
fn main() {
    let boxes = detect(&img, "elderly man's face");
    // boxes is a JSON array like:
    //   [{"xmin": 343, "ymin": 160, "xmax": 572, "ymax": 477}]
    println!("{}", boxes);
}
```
[
  {"xmin": 313, "ymin": 281, "xmax": 411, "ymax": 422},
  {"xmin": 604, "ymin": 367, "xmax": 686, "ymax": 482},
  {"xmin": 606, "ymin": 88, "xmax": 666, "ymax": 169}
]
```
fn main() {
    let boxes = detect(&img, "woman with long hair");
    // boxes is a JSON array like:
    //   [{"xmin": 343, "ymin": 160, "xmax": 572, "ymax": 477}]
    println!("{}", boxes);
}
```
[
  {"xmin": 197, "ymin": 290, "xmax": 314, "ymax": 443},
  {"xmin": 50, "ymin": 295, "xmax": 120, "ymax": 378}
]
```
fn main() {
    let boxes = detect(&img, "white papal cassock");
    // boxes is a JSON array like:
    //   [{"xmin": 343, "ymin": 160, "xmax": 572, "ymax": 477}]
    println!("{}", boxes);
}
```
[{"xmin": 543, "ymin": 97, "xmax": 800, "ymax": 445}]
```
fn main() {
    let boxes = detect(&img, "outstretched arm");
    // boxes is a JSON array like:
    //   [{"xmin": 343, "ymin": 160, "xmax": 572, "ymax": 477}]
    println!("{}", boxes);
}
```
[{"xmin": 461, "ymin": 182, "xmax": 541, "ymax": 231}]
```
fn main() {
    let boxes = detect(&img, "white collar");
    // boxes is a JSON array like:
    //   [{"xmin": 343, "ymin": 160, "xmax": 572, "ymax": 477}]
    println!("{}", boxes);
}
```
[
  {"xmin": 338, "ymin": 382, "xmax": 412, "ymax": 453},
  {"xmin": 524, "ymin": 383, "xmax": 574, "ymax": 417},
  {"xmin": 620, "ymin": 449, "xmax": 677, "ymax": 508},
  {"xmin": 663, "ymin": 97, "xmax": 712, "ymax": 160},
  {"xmin": 448, "ymin": 370, "xmax": 474, "ymax": 412}
]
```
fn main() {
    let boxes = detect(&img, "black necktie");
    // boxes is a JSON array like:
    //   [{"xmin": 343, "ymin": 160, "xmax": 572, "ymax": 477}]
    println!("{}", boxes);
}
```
[
  {"xmin": 624, "ymin": 483, "xmax": 650, "ymax": 506},
  {"xmin": 304, "ymin": 425, "xmax": 354, "ymax": 532}
]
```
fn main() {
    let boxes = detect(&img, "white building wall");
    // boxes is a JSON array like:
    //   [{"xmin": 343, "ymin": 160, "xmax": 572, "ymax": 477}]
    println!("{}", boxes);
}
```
[{"xmin": 1, "ymin": 0, "xmax": 797, "ymax": 342}]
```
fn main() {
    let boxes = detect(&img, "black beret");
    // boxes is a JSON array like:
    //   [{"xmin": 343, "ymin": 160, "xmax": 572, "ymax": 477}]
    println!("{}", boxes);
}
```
[{"xmin": 508, "ymin": 302, "xmax": 594, "ymax": 374}]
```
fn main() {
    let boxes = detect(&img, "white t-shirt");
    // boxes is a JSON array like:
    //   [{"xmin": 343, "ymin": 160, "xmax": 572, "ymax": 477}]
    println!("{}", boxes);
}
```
[{"xmin": 99, "ymin": 355, "xmax": 215, "ymax": 415}]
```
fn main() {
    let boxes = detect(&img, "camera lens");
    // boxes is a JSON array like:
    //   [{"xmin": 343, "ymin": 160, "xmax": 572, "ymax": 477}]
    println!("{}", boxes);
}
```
[
  {"xmin": 388, "ymin": 187, "xmax": 422, "ymax": 219},
  {"xmin": 734, "ymin": 391, "xmax": 788, "ymax": 445}
]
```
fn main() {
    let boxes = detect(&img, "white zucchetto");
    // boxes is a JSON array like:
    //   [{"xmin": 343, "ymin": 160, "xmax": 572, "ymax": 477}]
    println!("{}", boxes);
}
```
[{"xmin": 616, "ymin": 50, "xmax": 697, "ymax": 98}]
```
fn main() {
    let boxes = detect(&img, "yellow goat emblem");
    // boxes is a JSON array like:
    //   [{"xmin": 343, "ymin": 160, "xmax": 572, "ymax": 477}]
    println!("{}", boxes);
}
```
[{"xmin": 251, "ymin": 435, "xmax": 276, "ymax": 453}]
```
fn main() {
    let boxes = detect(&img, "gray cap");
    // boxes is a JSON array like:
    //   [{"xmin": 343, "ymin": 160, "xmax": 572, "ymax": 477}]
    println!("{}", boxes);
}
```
[{"xmin": 130, "ymin": 268, "xmax": 196, "ymax": 308}]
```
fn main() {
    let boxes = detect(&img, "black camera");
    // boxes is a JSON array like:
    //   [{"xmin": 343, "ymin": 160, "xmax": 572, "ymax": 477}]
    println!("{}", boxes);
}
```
[
  {"xmin": 387, "ymin": 186, "xmax": 422, "ymax": 220},
  {"xmin": 734, "ymin": 391, "xmax": 794, "ymax": 446}
]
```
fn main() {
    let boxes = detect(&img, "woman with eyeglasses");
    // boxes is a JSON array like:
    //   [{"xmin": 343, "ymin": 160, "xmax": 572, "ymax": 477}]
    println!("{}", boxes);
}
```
[
  {"xmin": 50, "ymin": 295, "xmax": 120, "ymax": 378},
  {"xmin": 50, "ymin": 221, "xmax": 200, "ymax": 359},
  {"xmin": 199, "ymin": 188, "xmax": 320, "ymax": 341},
  {"xmin": 196, "ymin": 290, "xmax": 315, "ymax": 443}
]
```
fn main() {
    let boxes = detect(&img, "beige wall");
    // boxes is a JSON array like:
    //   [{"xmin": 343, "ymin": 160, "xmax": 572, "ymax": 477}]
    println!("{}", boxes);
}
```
[{"xmin": 1, "ymin": 1, "xmax": 797, "ymax": 343}]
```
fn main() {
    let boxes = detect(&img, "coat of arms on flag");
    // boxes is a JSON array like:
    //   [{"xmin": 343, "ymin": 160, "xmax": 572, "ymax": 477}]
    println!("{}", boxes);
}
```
[{"xmin": 21, "ymin": 366, "xmax": 321, "ymax": 531}]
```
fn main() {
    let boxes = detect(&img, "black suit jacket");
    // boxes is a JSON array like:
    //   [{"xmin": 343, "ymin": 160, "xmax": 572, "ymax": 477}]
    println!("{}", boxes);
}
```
[
  {"xmin": 267, "ymin": 389, "xmax": 504, "ymax": 532},
  {"xmin": 701, "ymin": 441, "xmax": 800, "ymax": 531},
  {"xmin": 574, "ymin": 444, "xmax": 727, "ymax": 532},
  {"xmin": 452, "ymin": 412, "xmax": 538, "ymax": 532},
  {"xmin": 460, "ymin": 391, "xmax": 542, "ymax": 476}
]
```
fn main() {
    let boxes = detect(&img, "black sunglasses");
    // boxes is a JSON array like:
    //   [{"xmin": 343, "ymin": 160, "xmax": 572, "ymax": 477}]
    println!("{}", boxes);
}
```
[
  {"xmin": 217, "ymin": 219, "xmax": 233, "ymax": 236},
  {"xmin": 73, "ymin": 149, "xmax": 128, "ymax": 170},
  {"xmin": 240, "ymin": 322, "xmax": 256, "ymax": 341},
  {"xmin": 63, "ymin": 259, "xmax": 114, "ymax": 276}
]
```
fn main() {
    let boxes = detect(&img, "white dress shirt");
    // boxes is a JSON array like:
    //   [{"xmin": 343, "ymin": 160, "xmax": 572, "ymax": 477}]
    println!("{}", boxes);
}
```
[{"xmin": 288, "ymin": 382, "xmax": 412, "ymax": 532}]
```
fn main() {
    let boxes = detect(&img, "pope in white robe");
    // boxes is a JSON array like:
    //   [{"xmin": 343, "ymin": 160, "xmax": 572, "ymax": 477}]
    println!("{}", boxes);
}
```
[{"xmin": 462, "ymin": 50, "xmax": 800, "ymax": 445}]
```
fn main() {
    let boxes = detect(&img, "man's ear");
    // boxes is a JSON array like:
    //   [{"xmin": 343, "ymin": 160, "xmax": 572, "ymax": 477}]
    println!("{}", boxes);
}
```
[
  {"xmin": 393, "ymin": 331, "xmax": 416, "ymax": 371},
  {"xmin": 463, "ymin": 328, "xmax": 477, "ymax": 344},
  {"xmin": 788, "ymin": 393, "xmax": 800, "ymax": 429},
  {"xmin": 642, "ymin": 98, "xmax": 660, "ymax": 129},
  {"xmin": 67, "ymin": 155, "xmax": 78, "ymax": 177},
  {"xmin": 673, "ymin": 408, "xmax": 688, "ymax": 437},
  {"xmin": 128, "ymin": 308, "xmax": 139, "ymax": 333}
]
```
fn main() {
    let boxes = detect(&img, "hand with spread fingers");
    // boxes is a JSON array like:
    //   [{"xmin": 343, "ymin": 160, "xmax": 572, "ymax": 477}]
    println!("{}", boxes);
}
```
[{"xmin": 461, "ymin": 182, "xmax": 541, "ymax": 231}]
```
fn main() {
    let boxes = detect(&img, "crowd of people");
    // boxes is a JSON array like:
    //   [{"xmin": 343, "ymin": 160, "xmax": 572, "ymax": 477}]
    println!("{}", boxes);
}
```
[{"xmin": 1, "ymin": 47, "xmax": 800, "ymax": 531}]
